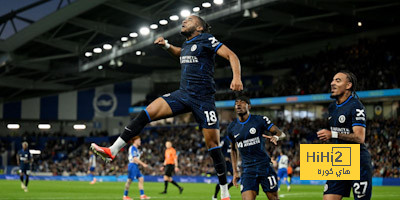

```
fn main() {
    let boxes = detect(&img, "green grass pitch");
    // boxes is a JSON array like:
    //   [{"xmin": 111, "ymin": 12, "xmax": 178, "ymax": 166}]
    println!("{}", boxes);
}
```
[{"xmin": 0, "ymin": 180, "xmax": 399, "ymax": 200}]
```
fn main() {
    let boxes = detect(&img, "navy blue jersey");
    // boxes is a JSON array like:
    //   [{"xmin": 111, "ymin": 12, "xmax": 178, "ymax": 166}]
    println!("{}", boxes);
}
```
[
  {"xmin": 179, "ymin": 33, "xmax": 223, "ymax": 97},
  {"xmin": 328, "ymin": 95, "xmax": 371, "ymax": 162},
  {"xmin": 227, "ymin": 114, "xmax": 274, "ymax": 169},
  {"xmin": 18, "ymin": 149, "xmax": 31, "ymax": 168},
  {"xmin": 220, "ymin": 136, "xmax": 232, "ymax": 158}
]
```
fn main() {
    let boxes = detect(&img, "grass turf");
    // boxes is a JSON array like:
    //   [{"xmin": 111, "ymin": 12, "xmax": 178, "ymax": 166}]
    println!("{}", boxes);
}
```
[{"xmin": 0, "ymin": 180, "xmax": 399, "ymax": 200}]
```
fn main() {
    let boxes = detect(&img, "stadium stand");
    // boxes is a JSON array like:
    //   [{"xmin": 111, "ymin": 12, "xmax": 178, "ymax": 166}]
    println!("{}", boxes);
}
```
[{"xmin": 2, "ymin": 117, "xmax": 399, "ymax": 178}]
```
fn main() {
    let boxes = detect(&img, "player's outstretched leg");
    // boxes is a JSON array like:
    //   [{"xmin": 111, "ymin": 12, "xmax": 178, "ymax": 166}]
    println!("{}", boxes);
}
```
[
  {"xmin": 203, "ymin": 128, "xmax": 230, "ymax": 200},
  {"xmin": 91, "ymin": 98, "xmax": 172, "ymax": 162}
]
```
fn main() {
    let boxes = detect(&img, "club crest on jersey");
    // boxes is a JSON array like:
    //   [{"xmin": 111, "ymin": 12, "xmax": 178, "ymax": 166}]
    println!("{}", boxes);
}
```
[
  {"xmin": 338, "ymin": 115, "xmax": 346, "ymax": 123},
  {"xmin": 191, "ymin": 44, "xmax": 197, "ymax": 51},
  {"xmin": 249, "ymin": 127, "xmax": 256, "ymax": 134}
]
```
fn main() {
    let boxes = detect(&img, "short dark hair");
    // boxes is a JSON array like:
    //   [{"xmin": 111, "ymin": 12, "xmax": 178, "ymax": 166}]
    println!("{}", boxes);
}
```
[
  {"xmin": 193, "ymin": 15, "xmax": 211, "ymax": 33},
  {"xmin": 235, "ymin": 95, "xmax": 251, "ymax": 105}
]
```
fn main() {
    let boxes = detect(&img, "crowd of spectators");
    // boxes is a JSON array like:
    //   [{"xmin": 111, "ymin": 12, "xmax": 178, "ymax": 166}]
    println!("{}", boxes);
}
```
[
  {"xmin": 269, "ymin": 38, "xmax": 400, "ymax": 98},
  {"xmin": 2, "ymin": 117, "xmax": 399, "ymax": 178},
  {"xmin": 216, "ymin": 37, "xmax": 399, "ymax": 100}
]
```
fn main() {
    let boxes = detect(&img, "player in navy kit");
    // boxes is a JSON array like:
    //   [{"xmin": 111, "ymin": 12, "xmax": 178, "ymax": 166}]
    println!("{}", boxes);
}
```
[
  {"xmin": 16, "ymin": 142, "xmax": 32, "ymax": 192},
  {"xmin": 228, "ymin": 96, "xmax": 286, "ymax": 200},
  {"xmin": 317, "ymin": 71, "xmax": 372, "ymax": 200},
  {"xmin": 91, "ymin": 15, "xmax": 243, "ymax": 200}
]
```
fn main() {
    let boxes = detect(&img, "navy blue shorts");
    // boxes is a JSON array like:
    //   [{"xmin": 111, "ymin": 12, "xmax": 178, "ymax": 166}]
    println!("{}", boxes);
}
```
[
  {"xmin": 240, "ymin": 165, "xmax": 278, "ymax": 194},
  {"xmin": 128, "ymin": 163, "xmax": 143, "ymax": 180},
  {"xmin": 19, "ymin": 165, "xmax": 30, "ymax": 175},
  {"xmin": 162, "ymin": 90, "xmax": 219, "ymax": 129},
  {"xmin": 89, "ymin": 167, "xmax": 95, "ymax": 172},
  {"xmin": 324, "ymin": 157, "xmax": 372, "ymax": 200}
]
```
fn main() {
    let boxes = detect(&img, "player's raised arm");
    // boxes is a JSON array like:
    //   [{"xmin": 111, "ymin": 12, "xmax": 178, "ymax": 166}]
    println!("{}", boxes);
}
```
[
  {"xmin": 216, "ymin": 45, "xmax": 243, "ymax": 91},
  {"xmin": 154, "ymin": 37, "xmax": 181, "ymax": 58}
]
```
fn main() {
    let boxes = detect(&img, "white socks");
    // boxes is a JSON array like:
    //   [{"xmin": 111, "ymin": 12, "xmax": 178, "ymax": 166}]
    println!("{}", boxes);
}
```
[
  {"xmin": 109, "ymin": 137, "xmax": 126, "ymax": 156},
  {"xmin": 220, "ymin": 184, "xmax": 230, "ymax": 199}
]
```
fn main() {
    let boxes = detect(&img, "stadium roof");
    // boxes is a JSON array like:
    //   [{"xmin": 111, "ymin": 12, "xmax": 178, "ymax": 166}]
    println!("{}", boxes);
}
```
[{"xmin": 0, "ymin": 0, "xmax": 399, "ymax": 103}]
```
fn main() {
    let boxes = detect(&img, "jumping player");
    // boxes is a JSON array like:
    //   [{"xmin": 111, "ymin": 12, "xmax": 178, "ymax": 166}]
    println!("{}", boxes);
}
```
[
  {"xmin": 91, "ymin": 15, "xmax": 243, "ymax": 200},
  {"xmin": 228, "ymin": 96, "xmax": 286, "ymax": 200},
  {"xmin": 317, "ymin": 71, "xmax": 372, "ymax": 200}
]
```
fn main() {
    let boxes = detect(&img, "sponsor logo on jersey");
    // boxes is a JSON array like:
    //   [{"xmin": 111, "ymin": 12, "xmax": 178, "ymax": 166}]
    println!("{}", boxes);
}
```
[
  {"xmin": 180, "ymin": 56, "xmax": 199, "ymax": 63},
  {"xmin": 208, "ymin": 37, "xmax": 220, "ymax": 48},
  {"xmin": 237, "ymin": 137, "xmax": 260, "ymax": 148},
  {"xmin": 330, "ymin": 127, "xmax": 350, "ymax": 134},
  {"xmin": 356, "ymin": 109, "xmax": 366, "ymax": 121}
]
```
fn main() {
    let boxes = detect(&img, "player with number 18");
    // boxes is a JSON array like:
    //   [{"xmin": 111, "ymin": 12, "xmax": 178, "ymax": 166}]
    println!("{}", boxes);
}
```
[{"xmin": 91, "ymin": 15, "xmax": 243, "ymax": 200}]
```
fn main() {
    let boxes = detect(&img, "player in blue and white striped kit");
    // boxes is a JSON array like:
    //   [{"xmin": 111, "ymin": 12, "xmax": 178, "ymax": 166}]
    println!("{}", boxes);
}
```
[
  {"xmin": 88, "ymin": 150, "xmax": 97, "ymax": 184},
  {"xmin": 276, "ymin": 151, "xmax": 290, "ymax": 192},
  {"xmin": 123, "ymin": 136, "xmax": 150, "ymax": 200}
]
